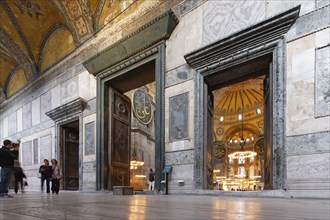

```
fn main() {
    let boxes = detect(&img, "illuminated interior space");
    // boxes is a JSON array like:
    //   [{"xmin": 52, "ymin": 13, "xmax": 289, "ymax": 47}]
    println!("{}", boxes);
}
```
[{"xmin": 212, "ymin": 78, "xmax": 266, "ymax": 191}]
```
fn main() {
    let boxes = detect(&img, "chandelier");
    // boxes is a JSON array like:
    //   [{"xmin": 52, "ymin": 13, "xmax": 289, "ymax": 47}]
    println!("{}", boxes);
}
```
[
  {"xmin": 130, "ymin": 149, "xmax": 144, "ymax": 170},
  {"xmin": 228, "ymin": 105, "xmax": 257, "ymax": 163}
]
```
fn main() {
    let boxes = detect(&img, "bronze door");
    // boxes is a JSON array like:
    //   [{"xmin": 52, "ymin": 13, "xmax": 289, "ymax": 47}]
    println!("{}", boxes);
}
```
[
  {"xmin": 63, "ymin": 126, "xmax": 79, "ymax": 190},
  {"xmin": 263, "ymin": 72, "xmax": 272, "ymax": 189},
  {"xmin": 206, "ymin": 89, "xmax": 214, "ymax": 189},
  {"xmin": 109, "ymin": 88, "xmax": 131, "ymax": 188}
]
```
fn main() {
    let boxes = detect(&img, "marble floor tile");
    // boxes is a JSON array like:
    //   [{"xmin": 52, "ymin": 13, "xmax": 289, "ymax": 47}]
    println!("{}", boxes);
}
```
[{"xmin": 0, "ymin": 192, "xmax": 329, "ymax": 219}]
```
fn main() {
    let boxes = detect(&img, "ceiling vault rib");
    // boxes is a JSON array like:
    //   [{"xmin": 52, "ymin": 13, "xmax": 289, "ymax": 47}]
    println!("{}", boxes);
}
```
[
  {"xmin": 0, "ymin": 83, "xmax": 7, "ymax": 101},
  {"xmin": 94, "ymin": 0, "xmax": 106, "ymax": 30},
  {"xmin": 0, "ymin": 28, "xmax": 35, "ymax": 80},
  {"xmin": 0, "ymin": 0, "xmax": 36, "ymax": 67},
  {"xmin": 49, "ymin": 0, "xmax": 80, "ymax": 46},
  {"xmin": 242, "ymin": 89, "xmax": 253, "ymax": 107},
  {"xmin": 248, "ymin": 89, "xmax": 262, "ymax": 103},
  {"xmin": 4, "ymin": 65, "xmax": 21, "ymax": 93},
  {"xmin": 38, "ymin": 24, "xmax": 70, "ymax": 68}
]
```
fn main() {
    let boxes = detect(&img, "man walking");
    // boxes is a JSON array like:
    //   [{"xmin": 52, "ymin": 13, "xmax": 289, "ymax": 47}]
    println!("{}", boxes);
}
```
[{"xmin": 0, "ymin": 139, "xmax": 19, "ymax": 198}]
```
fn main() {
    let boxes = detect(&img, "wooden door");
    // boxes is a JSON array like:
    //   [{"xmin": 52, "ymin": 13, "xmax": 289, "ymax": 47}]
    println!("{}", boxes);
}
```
[{"xmin": 109, "ymin": 88, "xmax": 131, "ymax": 188}]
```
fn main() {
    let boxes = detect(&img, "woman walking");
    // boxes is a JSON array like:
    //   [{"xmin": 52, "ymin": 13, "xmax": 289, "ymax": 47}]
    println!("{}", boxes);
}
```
[{"xmin": 51, "ymin": 159, "xmax": 61, "ymax": 194}]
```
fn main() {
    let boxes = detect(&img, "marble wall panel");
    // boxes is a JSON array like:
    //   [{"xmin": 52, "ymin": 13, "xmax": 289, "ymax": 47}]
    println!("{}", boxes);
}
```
[
  {"xmin": 22, "ymin": 102, "xmax": 31, "ymax": 130},
  {"xmin": 78, "ymin": 71, "xmax": 90, "ymax": 100},
  {"xmin": 8, "ymin": 111, "xmax": 17, "ymax": 136},
  {"xmin": 267, "ymin": 0, "xmax": 315, "ymax": 17},
  {"xmin": 60, "ymin": 76, "xmax": 78, "ymax": 105},
  {"xmin": 286, "ymin": 32, "xmax": 329, "ymax": 135},
  {"xmin": 286, "ymin": 131, "xmax": 330, "ymax": 156},
  {"xmin": 165, "ymin": 150, "xmax": 194, "ymax": 165},
  {"xmin": 166, "ymin": 5, "xmax": 203, "ymax": 71},
  {"xmin": 169, "ymin": 92, "xmax": 189, "ymax": 142},
  {"xmin": 89, "ymin": 74, "xmax": 97, "ymax": 99},
  {"xmin": 22, "ymin": 141, "xmax": 32, "ymax": 166},
  {"xmin": 33, "ymin": 138, "xmax": 39, "ymax": 164},
  {"xmin": 165, "ymin": 65, "xmax": 195, "ymax": 88},
  {"xmin": 286, "ymin": 6, "xmax": 330, "ymax": 41},
  {"xmin": 170, "ymin": 164, "xmax": 194, "ymax": 181},
  {"xmin": 165, "ymin": 80, "xmax": 195, "ymax": 151},
  {"xmin": 287, "ymin": 153, "xmax": 330, "ymax": 180},
  {"xmin": 17, "ymin": 108, "xmax": 23, "ymax": 132},
  {"xmin": 3, "ymin": 117, "xmax": 8, "ymax": 138},
  {"xmin": 83, "ymin": 161, "xmax": 96, "ymax": 172},
  {"xmin": 84, "ymin": 122, "xmax": 95, "ymax": 156},
  {"xmin": 317, "ymin": 0, "xmax": 330, "ymax": 8},
  {"xmin": 40, "ymin": 135, "xmax": 52, "ymax": 161},
  {"xmin": 292, "ymin": 48, "xmax": 315, "ymax": 82},
  {"xmin": 203, "ymin": 0, "xmax": 266, "ymax": 45},
  {"xmin": 40, "ymin": 91, "xmax": 51, "ymax": 122},
  {"xmin": 315, "ymin": 46, "xmax": 330, "ymax": 118},
  {"xmin": 51, "ymin": 85, "xmax": 61, "ymax": 109},
  {"xmin": 316, "ymin": 28, "xmax": 330, "ymax": 48},
  {"xmin": 31, "ymin": 98, "xmax": 40, "ymax": 126}
]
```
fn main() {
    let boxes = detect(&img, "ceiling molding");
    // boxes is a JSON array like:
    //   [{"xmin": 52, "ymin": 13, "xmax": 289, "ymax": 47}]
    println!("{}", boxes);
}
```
[
  {"xmin": 0, "ymin": 28, "xmax": 35, "ymax": 80},
  {"xmin": 0, "ymin": 0, "xmax": 36, "ymax": 64},
  {"xmin": 184, "ymin": 6, "xmax": 301, "ymax": 76}
]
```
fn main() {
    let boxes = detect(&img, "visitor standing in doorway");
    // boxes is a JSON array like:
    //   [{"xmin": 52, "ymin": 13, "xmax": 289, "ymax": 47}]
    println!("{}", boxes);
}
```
[
  {"xmin": 39, "ymin": 159, "xmax": 52, "ymax": 194},
  {"xmin": 148, "ymin": 168, "xmax": 155, "ymax": 191},
  {"xmin": 0, "ymin": 139, "xmax": 19, "ymax": 198},
  {"xmin": 51, "ymin": 159, "xmax": 61, "ymax": 194}
]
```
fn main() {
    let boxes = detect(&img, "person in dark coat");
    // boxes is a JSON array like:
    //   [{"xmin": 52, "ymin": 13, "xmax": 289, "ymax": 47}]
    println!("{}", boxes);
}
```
[
  {"xmin": 0, "ymin": 139, "xmax": 19, "ymax": 198},
  {"xmin": 13, "ymin": 161, "xmax": 26, "ymax": 194},
  {"xmin": 39, "ymin": 159, "xmax": 52, "ymax": 194}
]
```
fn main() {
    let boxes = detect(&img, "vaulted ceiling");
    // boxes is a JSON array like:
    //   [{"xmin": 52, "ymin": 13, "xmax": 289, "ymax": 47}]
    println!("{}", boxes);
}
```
[{"xmin": 0, "ymin": 0, "xmax": 137, "ymax": 103}]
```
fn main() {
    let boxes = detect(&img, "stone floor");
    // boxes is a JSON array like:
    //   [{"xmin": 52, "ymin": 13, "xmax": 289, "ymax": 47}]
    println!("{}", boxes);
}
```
[{"xmin": 0, "ymin": 192, "xmax": 329, "ymax": 219}]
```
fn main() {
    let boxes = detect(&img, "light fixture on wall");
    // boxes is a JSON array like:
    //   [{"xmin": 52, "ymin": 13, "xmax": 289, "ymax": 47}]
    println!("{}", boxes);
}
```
[{"xmin": 130, "ymin": 149, "xmax": 144, "ymax": 170}]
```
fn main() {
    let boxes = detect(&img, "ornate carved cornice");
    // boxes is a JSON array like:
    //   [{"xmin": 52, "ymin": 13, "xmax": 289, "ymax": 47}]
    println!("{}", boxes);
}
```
[
  {"xmin": 46, "ymin": 97, "xmax": 87, "ymax": 122},
  {"xmin": 184, "ymin": 6, "xmax": 301, "ymax": 76},
  {"xmin": 83, "ymin": 10, "xmax": 179, "ymax": 76}
]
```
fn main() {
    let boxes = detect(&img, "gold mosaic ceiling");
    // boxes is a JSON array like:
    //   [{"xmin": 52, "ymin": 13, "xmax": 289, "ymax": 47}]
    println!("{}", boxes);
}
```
[
  {"xmin": 0, "ymin": 0, "xmax": 138, "ymax": 102},
  {"xmin": 213, "ymin": 78, "xmax": 265, "ymax": 146}
]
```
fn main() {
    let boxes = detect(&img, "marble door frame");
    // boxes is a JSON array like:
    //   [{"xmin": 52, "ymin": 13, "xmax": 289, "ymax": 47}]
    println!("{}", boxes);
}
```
[
  {"xmin": 185, "ymin": 6, "xmax": 300, "ymax": 190},
  {"xmin": 95, "ymin": 43, "xmax": 166, "ymax": 191}
]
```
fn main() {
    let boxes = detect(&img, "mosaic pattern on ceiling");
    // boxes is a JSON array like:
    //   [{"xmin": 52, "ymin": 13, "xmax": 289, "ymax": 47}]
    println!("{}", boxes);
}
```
[{"xmin": 0, "ymin": 0, "xmax": 138, "ymax": 101}]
